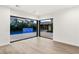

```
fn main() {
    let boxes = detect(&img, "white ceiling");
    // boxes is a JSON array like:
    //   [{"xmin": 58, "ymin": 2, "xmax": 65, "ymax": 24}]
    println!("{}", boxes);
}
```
[{"xmin": 7, "ymin": 5, "xmax": 76, "ymax": 16}]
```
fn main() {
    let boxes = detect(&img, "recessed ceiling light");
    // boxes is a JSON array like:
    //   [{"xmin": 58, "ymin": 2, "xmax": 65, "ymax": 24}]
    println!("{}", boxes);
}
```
[{"xmin": 15, "ymin": 5, "xmax": 20, "ymax": 7}]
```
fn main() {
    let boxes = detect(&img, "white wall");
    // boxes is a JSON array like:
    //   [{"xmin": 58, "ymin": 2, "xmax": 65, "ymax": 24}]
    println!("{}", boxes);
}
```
[
  {"xmin": 0, "ymin": 6, "xmax": 10, "ymax": 46},
  {"xmin": 52, "ymin": 6, "xmax": 79, "ymax": 46}
]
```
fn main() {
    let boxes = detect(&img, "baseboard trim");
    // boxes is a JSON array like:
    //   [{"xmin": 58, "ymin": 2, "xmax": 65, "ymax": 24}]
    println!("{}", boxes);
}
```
[{"xmin": 53, "ymin": 40, "xmax": 79, "ymax": 48}]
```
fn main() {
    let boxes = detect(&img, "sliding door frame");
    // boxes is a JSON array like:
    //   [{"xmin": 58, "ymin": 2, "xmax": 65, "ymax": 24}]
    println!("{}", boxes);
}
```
[{"xmin": 10, "ymin": 16, "xmax": 38, "ymax": 43}]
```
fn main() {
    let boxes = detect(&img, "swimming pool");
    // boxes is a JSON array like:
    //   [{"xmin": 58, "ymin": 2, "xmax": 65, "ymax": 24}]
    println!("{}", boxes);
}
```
[{"xmin": 10, "ymin": 30, "xmax": 36, "ymax": 35}]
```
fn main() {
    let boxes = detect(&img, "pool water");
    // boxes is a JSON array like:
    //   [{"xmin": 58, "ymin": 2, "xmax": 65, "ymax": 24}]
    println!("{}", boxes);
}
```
[{"xmin": 10, "ymin": 30, "xmax": 36, "ymax": 35}]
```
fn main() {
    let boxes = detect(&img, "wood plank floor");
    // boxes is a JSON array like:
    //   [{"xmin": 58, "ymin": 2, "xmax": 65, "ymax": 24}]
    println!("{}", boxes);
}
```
[{"xmin": 0, "ymin": 37, "xmax": 79, "ymax": 54}]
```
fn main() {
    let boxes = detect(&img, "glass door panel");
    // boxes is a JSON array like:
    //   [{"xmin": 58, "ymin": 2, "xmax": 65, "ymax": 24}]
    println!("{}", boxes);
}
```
[
  {"xmin": 10, "ymin": 16, "xmax": 37, "ymax": 42},
  {"xmin": 39, "ymin": 19, "xmax": 53, "ymax": 39}
]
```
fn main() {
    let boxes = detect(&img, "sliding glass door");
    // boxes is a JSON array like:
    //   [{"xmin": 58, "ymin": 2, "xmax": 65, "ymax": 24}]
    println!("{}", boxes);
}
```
[
  {"xmin": 10, "ymin": 16, "xmax": 53, "ymax": 42},
  {"xmin": 39, "ymin": 18, "xmax": 53, "ymax": 39},
  {"xmin": 10, "ymin": 16, "xmax": 37, "ymax": 42}
]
